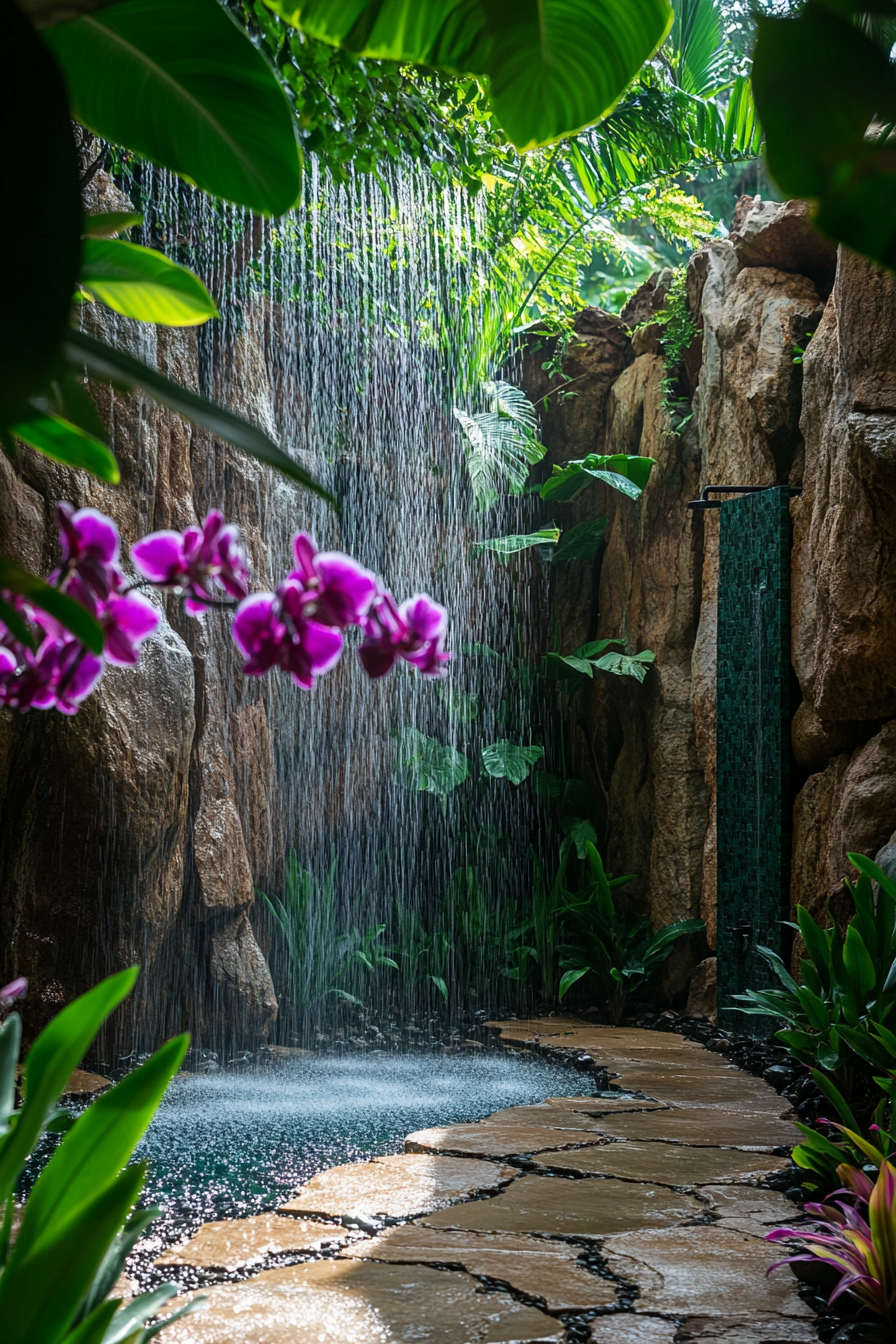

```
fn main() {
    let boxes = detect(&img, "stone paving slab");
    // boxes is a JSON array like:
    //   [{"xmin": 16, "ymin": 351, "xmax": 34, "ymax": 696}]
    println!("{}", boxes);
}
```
[
  {"xmin": 541, "ymin": 1095, "xmax": 669, "ymax": 1113},
  {"xmin": 155, "ymin": 1214, "xmax": 345, "ymax": 1271},
  {"xmin": 406, "ymin": 1123, "xmax": 610, "ymax": 1159},
  {"xmin": 342, "ymin": 1224, "xmax": 618, "ymax": 1312},
  {"xmin": 701, "ymin": 1185, "xmax": 797, "ymax": 1236},
  {"xmin": 161, "ymin": 1260, "xmax": 564, "ymax": 1343},
  {"xmin": 588, "ymin": 1318, "xmax": 819, "ymax": 1344},
  {"xmin": 279, "ymin": 1153, "xmax": 517, "ymax": 1221},
  {"xmin": 422, "ymin": 1173, "xmax": 704, "ymax": 1238},
  {"xmin": 479, "ymin": 1103, "xmax": 630, "ymax": 1129},
  {"xmin": 601, "ymin": 1226, "xmax": 815, "ymax": 1320},
  {"xmin": 531, "ymin": 1141, "xmax": 787, "ymax": 1187},
  {"xmin": 604, "ymin": 1067, "xmax": 791, "ymax": 1114},
  {"xmin": 585, "ymin": 1108, "xmax": 796, "ymax": 1151}
]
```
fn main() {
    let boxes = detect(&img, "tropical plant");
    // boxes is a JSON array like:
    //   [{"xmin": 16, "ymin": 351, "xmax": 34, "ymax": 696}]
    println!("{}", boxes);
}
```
[
  {"xmin": 392, "ymin": 728, "xmax": 471, "ymax": 810},
  {"xmin": 734, "ymin": 854, "xmax": 896, "ymax": 1106},
  {"xmin": 507, "ymin": 838, "xmax": 579, "ymax": 1003},
  {"xmin": 481, "ymin": 740, "xmax": 544, "ymax": 786},
  {"xmin": 259, "ymin": 851, "xmax": 397, "ymax": 1012},
  {"xmin": 473, "ymin": 529, "xmax": 560, "ymax": 562},
  {"xmin": 789, "ymin": 1070, "xmax": 896, "ymax": 1196},
  {"xmin": 0, "ymin": 968, "xmax": 201, "ymax": 1344},
  {"xmin": 767, "ymin": 1160, "xmax": 896, "ymax": 1327},
  {"xmin": 543, "ymin": 639, "xmax": 657, "ymax": 693},
  {"xmin": 557, "ymin": 840, "xmax": 703, "ymax": 1022},
  {"xmin": 454, "ymin": 380, "xmax": 546, "ymax": 513},
  {"xmin": 540, "ymin": 453, "xmax": 656, "ymax": 503},
  {"xmin": 263, "ymin": 0, "xmax": 675, "ymax": 153}
]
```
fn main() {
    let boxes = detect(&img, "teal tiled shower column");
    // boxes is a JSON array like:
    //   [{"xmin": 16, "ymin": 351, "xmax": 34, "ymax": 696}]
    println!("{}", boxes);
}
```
[{"xmin": 716, "ymin": 487, "xmax": 792, "ymax": 1032}]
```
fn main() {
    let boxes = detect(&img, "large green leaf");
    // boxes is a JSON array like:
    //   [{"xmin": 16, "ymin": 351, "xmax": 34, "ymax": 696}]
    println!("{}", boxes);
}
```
[
  {"xmin": 540, "ymin": 453, "xmax": 655, "ymax": 502},
  {"xmin": 11, "ymin": 410, "xmax": 120, "ymax": 483},
  {"xmin": 481, "ymin": 739, "xmax": 544, "ymax": 785},
  {"xmin": 553, "ymin": 517, "xmax": 608, "ymax": 562},
  {"xmin": 0, "ymin": 968, "xmax": 137, "ymax": 1208},
  {"xmin": 46, "ymin": 0, "xmax": 302, "ymax": 216},
  {"xmin": 14, "ymin": 1035, "xmax": 188, "ymax": 1263},
  {"xmin": 268, "ymin": 0, "xmax": 673, "ymax": 151},
  {"xmin": 593, "ymin": 648, "xmax": 656, "ymax": 683},
  {"xmin": 79, "ymin": 239, "xmax": 218, "ymax": 327},
  {"xmin": 393, "ymin": 727, "xmax": 470, "ymax": 800},
  {"xmin": 473, "ymin": 528, "xmax": 559, "ymax": 561},
  {"xmin": 0, "ymin": 557, "xmax": 105, "ymax": 654},
  {"xmin": 0, "ymin": 1162, "xmax": 145, "ymax": 1344},
  {"xmin": 752, "ymin": 3, "xmax": 896, "ymax": 269},
  {"xmin": 0, "ymin": 1014, "xmax": 21, "ymax": 1130},
  {"xmin": 63, "ymin": 329, "xmax": 338, "ymax": 507},
  {"xmin": 2, "ymin": 0, "xmax": 81, "ymax": 424},
  {"xmin": 454, "ymin": 381, "xmax": 545, "ymax": 512}
]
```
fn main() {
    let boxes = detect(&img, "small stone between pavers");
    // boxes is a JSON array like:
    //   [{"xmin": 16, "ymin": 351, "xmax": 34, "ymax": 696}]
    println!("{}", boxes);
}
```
[
  {"xmin": 159, "ymin": 1260, "xmax": 565, "ymax": 1344},
  {"xmin": 422, "ymin": 1173, "xmax": 704, "ymax": 1238},
  {"xmin": 531, "ymin": 1141, "xmax": 787, "ymax": 1187},
  {"xmin": 585, "ymin": 1108, "xmax": 796, "ymax": 1151},
  {"xmin": 406, "ymin": 1123, "xmax": 611, "ymax": 1159},
  {"xmin": 279, "ymin": 1152, "xmax": 517, "ymax": 1221},
  {"xmin": 341, "ymin": 1224, "xmax": 618, "ymax": 1312},
  {"xmin": 601, "ymin": 1226, "xmax": 816, "ymax": 1320},
  {"xmin": 155, "ymin": 1214, "xmax": 344, "ymax": 1271}
]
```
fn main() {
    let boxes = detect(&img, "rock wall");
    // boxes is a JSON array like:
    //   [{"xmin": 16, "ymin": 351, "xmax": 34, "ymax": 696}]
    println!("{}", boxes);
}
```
[
  {"xmin": 529, "ymin": 196, "xmax": 896, "ymax": 998},
  {"xmin": 0, "ymin": 173, "xmax": 286, "ymax": 1050}
]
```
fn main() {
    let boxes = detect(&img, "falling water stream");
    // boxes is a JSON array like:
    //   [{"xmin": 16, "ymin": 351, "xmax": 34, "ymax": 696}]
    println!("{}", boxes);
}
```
[
  {"xmin": 117, "ymin": 153, "xmax": 554, "ymax": 1042},
  {"xmin": 69, "ymin": 156, "xmax": 573, "ymax": 1243}
]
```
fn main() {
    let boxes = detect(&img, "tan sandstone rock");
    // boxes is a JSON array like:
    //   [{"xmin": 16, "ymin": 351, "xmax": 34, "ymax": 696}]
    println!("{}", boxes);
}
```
[
  {"xmin": 423, "ymin": 1174, "xmax": 703, "ymax": 1238},
  {"xmin": 343, "ymin": 1225, "xmax": 618, "ymax": 1312},
  {"xmin": 405, "ymin": 1123, "xmax": 608, "ymax": 1159},
  {"xmin": 155, "ymin": 1214, "xmax": 344, "ymax": 1271},
  {"xmin": 532, "ymin": 1142, "xmax": 786, "ymax": 1187},
  {"xmin": 279, "ymin": 1153, "xmax": 517, "ymax": 1221},
  {"xmin": 160, "ymin": 1260, "xmax": 564, "ymax": 1344},
  {"xmin": 584, "ymin": 1107, "xmax": 796, "ymax": 1151},
  {"xmin": 602, "ymin": 1226, "xmax": 815, "ymax": 1320}
]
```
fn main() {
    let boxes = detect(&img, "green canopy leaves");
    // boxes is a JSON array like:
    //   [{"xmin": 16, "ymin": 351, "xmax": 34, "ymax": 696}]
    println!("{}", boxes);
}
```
[
  {"xmin": 393, "ymin": 728, "xmax": 470, "ymax": 802},
  {"xmin": 46, "ymin": 0, "xmax": 302, "ymax": 216},
  {"xmin": 455, "ymin": 380, "xmax": 545, "ymax": 512},
  {"xmin": 265, "ymin": 0, "xmax": 673, "ymax": 150}
]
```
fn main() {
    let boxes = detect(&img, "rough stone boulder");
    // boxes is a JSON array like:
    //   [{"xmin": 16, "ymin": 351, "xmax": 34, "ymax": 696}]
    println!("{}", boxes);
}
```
[
  {"xmin": 728, "ymin": 196, "xmax": 838, "ymax": 296},
  {"xmin": 792, "ymin": 247, "xmax": 896, "ymax": 723}
]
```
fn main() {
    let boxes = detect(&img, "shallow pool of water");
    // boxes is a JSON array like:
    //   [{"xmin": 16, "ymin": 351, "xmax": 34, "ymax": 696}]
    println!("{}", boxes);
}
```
[{"xmin": 136, "ymin": 1051, "xmax": 585, "ymax": 1241}]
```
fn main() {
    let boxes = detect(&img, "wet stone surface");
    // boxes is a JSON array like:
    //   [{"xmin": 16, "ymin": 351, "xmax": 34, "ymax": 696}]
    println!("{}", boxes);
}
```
[
  {"xmin": 342, "ymin": 1225, "xmax": 619, "ymax": 1312},
  {"xmin": 155, "ymin": 1214, "xmax": 346, "ymax": 1271},
  {"xmin": 531, "ymin": 1141, "xmax": 787, "ymax": 1187},
  {"xmin": 131, "ymin": 1021, "xmax": 822, "ymax": 1342},
  {"xmin": 422, "ymin": 1173, "xmax": 705, "ymax": 1238},
  {"xmin": 279, "ymin": 1153, "xmax": 518, "ymax": 1222},
  {"xmin": 161, "ymin": 1260, "xmax": 566, "ymax": 1343},
  {"xmin": 580, "ymin": 1107, "xmax": 797, "ymax": 1151},
  {"xmin": 601, "ymin": 1225, "xmax": 816, "ymax": 1319},
  {"xmin": 405, "ymin": 1123, "xmax": 610, "ymax": 1159}
]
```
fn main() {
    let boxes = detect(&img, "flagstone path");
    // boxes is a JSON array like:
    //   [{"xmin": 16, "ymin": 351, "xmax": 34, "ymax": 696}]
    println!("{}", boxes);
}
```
[{"xmin": 159, "ymin": 1021, "xmax": 819, "ymax": 1344}]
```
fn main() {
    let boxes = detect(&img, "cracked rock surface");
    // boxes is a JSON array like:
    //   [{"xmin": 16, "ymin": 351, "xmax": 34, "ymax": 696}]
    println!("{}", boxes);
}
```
[{"xmin": 151, "ymin": 1021, "xmax": 819, "ymax": 1343}]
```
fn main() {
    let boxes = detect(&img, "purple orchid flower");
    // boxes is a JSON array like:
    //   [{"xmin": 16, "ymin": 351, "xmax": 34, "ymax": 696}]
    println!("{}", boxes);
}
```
[
  {"xmin": 54, "ymin": 502, "xmax": 123, "ymax": 599},
  {"xmin": 359, "ymin": 591, "xmax": 450, "ymax": 679},
  {"xmin": 0, "ymin": 977, "xmax": 27, "ymax": 1007},
  {"xmin": 131, "ymin": 511, "xmax": 250, "ymax": 613},
  {"xmin": 2, "ymin": 634, "xmax": 105, "ymax": 716},
  {"xmin": 289, "ymin": 533, "xmax": 378, "ymax": 628},
  {"xmin": 232, "ymin": 580, "xmax": 344, "ymax": 689}
]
